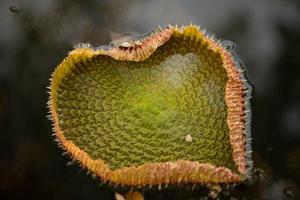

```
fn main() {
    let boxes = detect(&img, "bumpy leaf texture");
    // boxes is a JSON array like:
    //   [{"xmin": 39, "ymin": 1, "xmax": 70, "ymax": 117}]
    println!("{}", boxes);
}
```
[{"xmin": 49, "ymin": 25, "xmax": 252, "ymax": 187}]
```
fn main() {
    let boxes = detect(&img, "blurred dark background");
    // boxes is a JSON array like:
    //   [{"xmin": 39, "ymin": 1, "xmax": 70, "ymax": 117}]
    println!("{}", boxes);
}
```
[{"xmin": 0, "ymin": 0, "xmax": 300, "ymax": 199}]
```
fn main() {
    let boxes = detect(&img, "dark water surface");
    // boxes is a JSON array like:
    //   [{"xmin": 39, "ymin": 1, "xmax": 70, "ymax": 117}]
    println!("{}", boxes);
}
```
[{"xmin": 0, "ymin": 0, "xmax": 300, "ymax": 199}]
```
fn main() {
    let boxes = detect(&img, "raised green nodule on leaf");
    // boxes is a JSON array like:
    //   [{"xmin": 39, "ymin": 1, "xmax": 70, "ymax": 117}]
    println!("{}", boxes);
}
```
[{"xmin": 49, "ymin": 25, "xmax": 251, "ymax": 186}]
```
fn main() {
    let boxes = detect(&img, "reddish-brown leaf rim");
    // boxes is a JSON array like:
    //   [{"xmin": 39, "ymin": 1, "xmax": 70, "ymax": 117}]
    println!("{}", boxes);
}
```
[{"xmin": 48, "ymin": 25, "xmax": 252, "ymax": 187}]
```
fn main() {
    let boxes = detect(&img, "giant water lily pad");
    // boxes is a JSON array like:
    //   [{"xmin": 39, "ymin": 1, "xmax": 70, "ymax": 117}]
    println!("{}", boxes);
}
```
[{"xmin": 49, "ymin": 25, "xmax": 252, "ymax": 187}]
